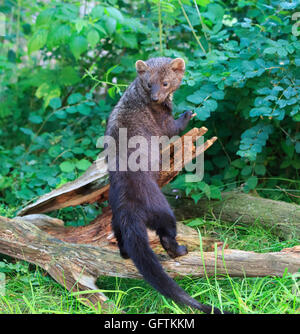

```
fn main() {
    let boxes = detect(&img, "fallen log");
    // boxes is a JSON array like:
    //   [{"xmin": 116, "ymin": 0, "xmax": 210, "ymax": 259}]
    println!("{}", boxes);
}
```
[
  {"xmin": 166, "ymin": 190, "xmax": 300, "ymax": 240},
  {"xmin": 1, "ymin": 214, "xmax": 299, "ymax": 311}
]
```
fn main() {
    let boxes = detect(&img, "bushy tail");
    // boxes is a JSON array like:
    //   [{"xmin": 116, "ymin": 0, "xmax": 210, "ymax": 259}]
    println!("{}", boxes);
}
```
[{"xmin": 119, "ymin": 210, "xmax": 224, "ymax": 314}]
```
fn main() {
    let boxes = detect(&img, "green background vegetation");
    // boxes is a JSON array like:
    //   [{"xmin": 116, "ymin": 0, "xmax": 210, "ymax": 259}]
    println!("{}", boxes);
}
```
[{"xmin": 0, "ymin": 0, "xmax": 299, "ymax": 314}]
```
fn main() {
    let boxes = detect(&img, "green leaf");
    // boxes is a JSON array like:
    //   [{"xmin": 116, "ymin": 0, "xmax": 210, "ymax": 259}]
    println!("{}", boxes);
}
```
[
  {"xmin": 241, "ymin": 165, "xmax": 252, "ymax": 176},
  {"xmin": 49, "ymin": 97, "xmax": 62, "ymax": 110},
  {"xmin": 73, "ymin": 147, "xmax": 84, "ymax": 154},
  {"xmin": 281, "ymin": 141, "xmax": 294, "ymax": 159},
  {"xmin": 36, "ymin": 8, "xmax": 56, "ymax": 27},
  {"xmin": 254, "ymin": 164, "xmax": 266, "ymax": 175},
  {"xmin": 116, "ymin": 33, "xmax": 138, "ymax": 49},
  {"xmin": 76, "ymin": 159, "xmax": 92, "ymax": 171},
  {"xmin": 87, "ymin": 29, "xmax": 100, "ymax": 48},
  {"xmin": 66, "ymin": 106, "xmax": 78, "ymax": 114},
  {"xmin": 191, "ymin": 193, "xmax": 203, "ymax": 204},
  {"xmin": 59, "ymin": 161, "xmax": 75, "ymax": 173},
  {"xmin": 280, "ymin": 160, "xmax": 291, "ymax": 169},
  {"xmin": 186, "ymin": 92, "xmax": 203, "ymax": 104},
  {"xmin": 47, "ymin": 24, "xmax": 71, "ymax": 48},
  {"xmin": 74, "ymin": 19, "xmax": 88, "ymax": 33},
  {"xmin": 55, "ymin": 109, "xmax": 67, "ymax": 119},
  {"xmin": 77, "ymin": 104, "xmax": 91, "ymax": 115},
  {"xmin": 224, "ymin": 167, "xmax": 239, "ymax": 179},
  {"xmin": 198, "ymin": 181, "xmax": 211, "ymax": 199},
  {"xmin": 20, "ymin": 128, "xmax": 34, "ymax": 136},
  {"xmin": 264, "ymin": 47, "xmax": 277, "ymax": 55},
  {"xmin": 28, "ymin": 29, "xmax": 48, "ymax": 54},
  {"xmin": 105, "ymin": 17, "xmax": 117, "ymax": 35},
  {"xmin": 107, "ymin": 87, "xmax": 116, "ymax": 99},
  {"xmin": 293, "ymin": 113, "xmax": 300, "ymax": 122},
  {"xmin": 195, "ymin": 106, "xmax": 210, "ymax": 121},
  {"xmin": 48, "ymin": 145, "xmax": 61, "ymax": 158},
  {"xmin": 186, "ymin": 218, "xmax": 204, "ymax": 228},
  {"xmin": 204, "ymin": 99, "xmax": 218, "ymax": 111},
  {"xmin": 59, "ymin": 66, "xmax": 80, "ymax": 85},
  {"xmin": 211, "ymin": 90, "xmax": 224, "ymax": 100},
  {"xmin": 67, "ymin": 93, "xmax": 83, "ymax": 105},
  {"xmin": 94, "ymin": 23, "xmax": 107, "ymax": 36},
  {"xmin": 105, "ymin": 7, "xmax": 124, "ymax": 23},
  {"xmin": 206, "ymin": 3, "xmax": 224, "ymax": 22},
  {"xmin": 246, "ymin": 176, "xmax": 258, "ymax": 190},
  {"xmin": 29, "ymin": 114, "xmax": 43, "ymax": 124},
  {"xmin": 291, "ymin": 159, "xmax": 300, "ymax": 169},
  {"xmin": 231, "ymin": 159, "xmax": 245, "ymax": 169},
  {"xmin": 196, "ymin": 0, "xmax": 211, "ymax": 7},
  {"xmin": 70, "ymin": 36, "xmax": 88, "ymax": 59},
  {"xmin": 91, "ymin": 5, "xmax": 104, "ymax": 19},
  {"xmin": 210, "ymin": 186, "xmax": 222, "ymax": 200}
]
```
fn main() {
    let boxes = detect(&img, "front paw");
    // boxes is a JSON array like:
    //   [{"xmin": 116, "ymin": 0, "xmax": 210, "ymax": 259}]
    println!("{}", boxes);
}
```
[
  {"xmin": 182, "ymin": 110, "xmax": 193, "ymax": 120},
  {"xmin": 181, "ymin": 110, "xmax": 193, "ymax": 121},
  {"xmin": 178, "ymin": 110, "xmax": 193, "ymax": 131}
]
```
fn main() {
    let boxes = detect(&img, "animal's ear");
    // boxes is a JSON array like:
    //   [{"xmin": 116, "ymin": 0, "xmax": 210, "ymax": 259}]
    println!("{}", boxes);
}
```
[
  {"xmin": 170, "ymin": 58, "xmax": 185, "ymax": 72},
  {"xmin": 135, "ymin": 60, "xmax": 149, "ymax": 74}
]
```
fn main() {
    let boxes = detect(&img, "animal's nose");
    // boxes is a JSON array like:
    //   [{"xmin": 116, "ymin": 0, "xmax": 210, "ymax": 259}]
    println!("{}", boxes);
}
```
[{"xmin": 151, "ymin": 96, "xmax": 159, "ymax": 102}]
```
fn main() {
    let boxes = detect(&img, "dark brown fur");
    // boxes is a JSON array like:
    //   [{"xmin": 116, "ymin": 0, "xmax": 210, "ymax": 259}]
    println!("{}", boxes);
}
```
[{"xmin": 105, "ymin": 57, "xmax": 226, "ymax": 314}]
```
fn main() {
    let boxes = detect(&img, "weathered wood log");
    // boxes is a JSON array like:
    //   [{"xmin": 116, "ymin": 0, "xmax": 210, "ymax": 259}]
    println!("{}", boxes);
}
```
[
  {"xmin": 1, "ymin": 215, "xmax": 299, "ymax": 311},
  {"xmin": 15, "ymin": 209, "xmax": 219, "ymax": 252},
  {"xmin": 166, "ymin": 190, "xmax": 300, "ymax": 240}
]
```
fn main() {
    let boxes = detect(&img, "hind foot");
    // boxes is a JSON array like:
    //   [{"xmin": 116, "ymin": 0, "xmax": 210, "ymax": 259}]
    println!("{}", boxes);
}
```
[
  {"xmin": 120, "ymin": 249, "xmax": 130, "ymax": 259},
  {"xmin": 167, "ymin": 244, "xmax": 188, "ymax": 258},
  {"xmin": 160, "ymin": 236, "xmax": 188, "ymax": 258},
  {"xmin": 118, "ymin": 244, "xmax": 129, "ymax": 259}
]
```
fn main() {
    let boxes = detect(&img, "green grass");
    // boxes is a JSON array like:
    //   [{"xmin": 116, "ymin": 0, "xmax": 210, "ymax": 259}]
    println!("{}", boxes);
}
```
[{"xmin": 0, "ymin": 214, "xmax": 299, "ymax": 314}]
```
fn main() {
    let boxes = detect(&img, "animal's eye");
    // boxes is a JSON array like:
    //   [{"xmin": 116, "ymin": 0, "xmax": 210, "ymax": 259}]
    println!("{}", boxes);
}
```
[
  {"xmin": 163, "ymin": 82, "xmax": 168, "ymax": 87},
  {"xmin": 148, "ymin": 83, "xmax": 151, "ymax": 88}
]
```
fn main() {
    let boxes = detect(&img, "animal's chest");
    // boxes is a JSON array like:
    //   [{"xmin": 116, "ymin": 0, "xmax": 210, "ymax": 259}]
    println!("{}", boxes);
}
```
[{"xmin": 150, "ymin": 109, "xmax": 173, "ymax": 137}]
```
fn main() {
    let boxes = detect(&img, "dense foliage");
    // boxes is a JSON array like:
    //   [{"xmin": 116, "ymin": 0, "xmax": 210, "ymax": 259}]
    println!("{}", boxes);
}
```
[{"xmin": 0, "ymin": 0, "xmax": 300, "ymax": 219}]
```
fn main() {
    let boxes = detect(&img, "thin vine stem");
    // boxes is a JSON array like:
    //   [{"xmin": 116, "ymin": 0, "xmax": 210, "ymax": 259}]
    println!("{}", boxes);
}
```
[
  {"xmin": 193, "ymin": 0, "xmax": 210, "ymax": 51},
  {"xmin": 178, "ymin": 0, "xmax": 206, "ymax": 55},
  {"xmin": 158, "ymin": 0, "xmax": 163, "ymax": 55}
]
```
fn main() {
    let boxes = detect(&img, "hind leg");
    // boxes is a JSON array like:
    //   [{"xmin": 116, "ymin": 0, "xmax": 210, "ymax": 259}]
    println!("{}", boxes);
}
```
[
  {"xmin": 111, "ymin": 217, "xmax": 130, "ymax": 259},
  {"xmin": 150, "ymin": 212, "xmax": 188, "ymax": 258}
]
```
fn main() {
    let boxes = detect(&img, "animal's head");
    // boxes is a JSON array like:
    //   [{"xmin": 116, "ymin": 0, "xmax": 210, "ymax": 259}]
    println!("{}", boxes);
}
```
[{"xmin": 135, "ymin": 57, "xmax": 185, "ymax": 104}]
